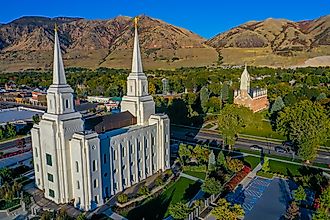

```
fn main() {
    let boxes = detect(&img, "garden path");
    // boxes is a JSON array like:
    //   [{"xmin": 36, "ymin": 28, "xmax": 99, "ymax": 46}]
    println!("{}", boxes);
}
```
[{"xmin": 180, "ymin": 172, "xmax": 204, "ymax": 182}]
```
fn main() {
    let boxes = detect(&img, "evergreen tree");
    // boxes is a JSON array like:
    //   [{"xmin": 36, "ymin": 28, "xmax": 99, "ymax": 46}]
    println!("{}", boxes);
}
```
[
  {"xmin": 208, "ymin": 150, "xmax": 216, "ymax": 172},
  {"xmin": 271, "ymin": 96, "xmax": 285, "ymax": 114},
  {"xmin": 293, "ymin": 186, "xmax": 306, "ymax": 203},
  {"xmin": 261, "ymin": 157, "xmax": 270, "ymax": 172},
  {"xmin": 216, "ymin": 151, "xmax": 226, "ymax": 168},
  {"xmin": 200, "ymin": 86, "xmax": 210, "ymax": 113}
]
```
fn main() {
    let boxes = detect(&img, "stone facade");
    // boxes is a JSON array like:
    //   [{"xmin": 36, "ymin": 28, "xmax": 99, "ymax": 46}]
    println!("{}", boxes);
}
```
[
  {"xmin": 31, "ymin": 24, "xmax": 170, "ymax": 211},
  {"xmin": 234, "ymin": 66, "xmax": 269, "ymax": 112}
]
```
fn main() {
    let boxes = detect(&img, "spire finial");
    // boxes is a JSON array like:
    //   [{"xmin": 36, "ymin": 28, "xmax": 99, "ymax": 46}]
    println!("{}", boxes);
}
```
[
  {"xmin": 134, "ymin": 17, "xmax": 139, "ymax": 29},
  {"xmin": 54, "ymin": 23, "xmax": 58, "ymax": 32},
  {"xmin": 131, "ymin": 17, "xmax": 143, "ymax": 74}
]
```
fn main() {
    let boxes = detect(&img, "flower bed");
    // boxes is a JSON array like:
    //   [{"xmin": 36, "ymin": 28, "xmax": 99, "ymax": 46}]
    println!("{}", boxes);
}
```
[{"xmin": 225, "ymin": 165, "xmax": 251, "ymax": 191}]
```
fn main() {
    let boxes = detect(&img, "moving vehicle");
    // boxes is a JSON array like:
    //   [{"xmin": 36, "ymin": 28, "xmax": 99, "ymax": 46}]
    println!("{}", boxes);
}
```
[
  {"xmin": 275, "ymin": 146, "xmax": 287, "ymax": 153},
  {"xmin": 250, "ymin": 145, "xmax": 263, "ymax": 151}
]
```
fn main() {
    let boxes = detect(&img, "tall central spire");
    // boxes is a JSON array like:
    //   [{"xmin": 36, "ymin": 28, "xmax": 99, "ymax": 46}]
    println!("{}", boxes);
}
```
[
  {"xmin": 131, "ymin": 17, "xmax": 143, "ymax": 74},
  {"xmin": 240, "ymin": 64, "xmax": 250, "ymax": 92},
  {"xmin": 52, "ymin": 25, "xmax": 67, "ymax": 85}
]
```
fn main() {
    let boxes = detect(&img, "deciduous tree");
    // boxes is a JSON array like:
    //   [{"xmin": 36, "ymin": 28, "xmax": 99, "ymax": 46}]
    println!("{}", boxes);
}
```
[
  {"xmin": 277, "ymin": 100, "xmax": 330, "ymax": 162},
  {"xmin": 201, "ymin": 178, "xmax": 222, "ymax": 195},
  {"xmin": 169, "ymin": 202, "xmax": 192, "ymax": 220}
]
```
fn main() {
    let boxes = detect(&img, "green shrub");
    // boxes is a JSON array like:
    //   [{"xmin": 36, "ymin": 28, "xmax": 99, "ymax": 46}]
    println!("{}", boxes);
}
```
[
  {"xmin": 117, "ymin": 194, "xmax": 128, "ymax": 204},
  {"xmin": 256, "ymin": 171, "xmax": 273, "ymax": 179},
  {"xmin": 155, "ymin": 176, "xmax": 164, "ymax": 187},
  {"xmin": 138, "ymin": 185, "xmax": 150, "ymax": 196}
]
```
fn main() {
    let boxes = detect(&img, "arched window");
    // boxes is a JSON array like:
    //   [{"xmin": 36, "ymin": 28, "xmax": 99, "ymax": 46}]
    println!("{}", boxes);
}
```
[
  {"xmin": 65, "ymin": 99, "xmax": 69, "ymax": 108},
  {"xmin": 92, "ymin": 160, "xmax": 97, "ymax": 172},
  {"xmin": 75, "ymin": 161, "xmax": 79, "ymax": 173}
]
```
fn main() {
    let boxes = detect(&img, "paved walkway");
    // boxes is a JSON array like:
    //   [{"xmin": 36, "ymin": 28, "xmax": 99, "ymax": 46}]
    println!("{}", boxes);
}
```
[
  {"xmin": 240, "ymin": 162, "xmax": 262, "ymax": 189},
  {"xmin": 103, "ymin": 208, "xmax": 128, "ymax": 220},
  {"xmin": 180, "ymin": 172, "xmax": 204, "ymax": 182}
]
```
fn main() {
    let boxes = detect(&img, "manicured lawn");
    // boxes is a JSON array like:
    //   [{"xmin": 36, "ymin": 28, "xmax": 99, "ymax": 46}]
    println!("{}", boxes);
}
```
[
  {"xmin": 269, "ymin": 160, "xmax": 303, "ymax": 176},
  {"xmin": 241, "ymin": 120, "xmax": 285, "ymax": 140},
  {"xmin": 243, "ymin": 156, "xmax": 260, "ymax": 169},
  {"xmin": 256, "ymin": 171, "xmax": 274, "ymax": 179},
  {"xmin": 127, "ymin": 177, "xmax": 201, "ymax": 219},
  {"xmin": 183, "ymin": 170, "xmax": 207, "ymax": 180}
]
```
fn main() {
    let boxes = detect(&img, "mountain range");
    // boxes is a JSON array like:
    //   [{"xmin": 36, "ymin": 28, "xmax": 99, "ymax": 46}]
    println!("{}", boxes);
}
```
[{"xmin": 0, "ymin": 14, "xmax": 329, "ymax": 72}]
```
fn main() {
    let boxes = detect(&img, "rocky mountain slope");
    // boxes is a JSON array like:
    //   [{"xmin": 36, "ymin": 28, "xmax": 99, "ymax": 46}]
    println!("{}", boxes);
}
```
[
  {"xmin": 0, "ymin": 15, "xmax": 217, "ymax": 72},
  {"xmin": 207, "ymin": 15, "xmax": 330, "ymax": 66},
  {"xmin": 0, "ymin": 15, "xmax": 329, "ymax": 72}
]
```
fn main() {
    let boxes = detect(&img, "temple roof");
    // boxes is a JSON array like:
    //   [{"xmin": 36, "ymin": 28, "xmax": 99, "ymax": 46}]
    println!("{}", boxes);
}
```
[{"xmin": 84, "ymin": 111, "xmax": 137, "ymax": 134}]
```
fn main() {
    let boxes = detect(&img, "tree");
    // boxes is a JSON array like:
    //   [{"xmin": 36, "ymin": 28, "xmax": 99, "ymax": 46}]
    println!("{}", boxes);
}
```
[
  {"xmin": 284, "ymin": 201, "xmax": 300, "ymax": 220},
  {"xmin": 208, "ymin": 150, "xmax": 216, "ymax": 172},
  {"xmin": 277, "ymin": 100, "xmax": 330, "ymax": 162},
  {"xmin": 32, "ymin": 114, "xmax": 40, "ymax": 124},
  {"xmin": 169, "ymin": 202, "xmax": 192, "ymax": 220},
  {"xmin": 0, "ymin": 128, "xmax": 4, "ymax": 140},
  {"xmin": 211, "ymin": 198, "xmax": 244, "ymax": 220},
  {"xmin": 293, "ymin": 186, "xmax": 306, "ymax": 203},
  {"xmin": 56, "ymin": 207, "xmax": 70, "ymax": 220},
  {"xmin": 117, "ymin": 194, "xmax": 128, "ymax": 203},
  {"xmin": 271, "ymin": 96, "xmax": 285, "ymax": 114},
  {"xmin": 201, "ymin": 178, "xmax": 222, "ymax": 195},
  {"xmin": 261, "ymin": 157, "xmax": 270, "ymax": 173},
  {"xmin": 5, "ymin": 123, "xmax": 16, "ymax": 138},
  {"xmin": 216, "ymin": 151, "xmax": 226, "ymax": 168},
  {"xmin": 192, "ymin": 145, "xmax": 209, "ymax": 164},
  {"xmin": 149, "ymin": 82, "xmax": 156, "ymax": 95},
  {"xmin": 218, "ymin": 105, "xmax": 253, "ymax": 149},
  {"xmin": 313, "ymin": 186, "xmax": 330, "ymax": 220},
  {"xmin": 200, "ymin": 86, "xmax": 210, "ymax": 113},
  {"xmin": 178, "ymin": 144, "xmax": 191, "ymax": 165},
  {"xmin": 0, "ymin": 167, "xmax": 12, "ymax": 183},
  {"xmin": 226, "ymin": 156, "xmax": 244, "ymax": 173}
]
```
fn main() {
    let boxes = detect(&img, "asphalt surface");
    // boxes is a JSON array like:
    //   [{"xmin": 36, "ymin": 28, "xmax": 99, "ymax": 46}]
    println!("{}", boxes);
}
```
[{"xmin": 171, "ymin": 126, "xmax": 330, "ymax": 165}]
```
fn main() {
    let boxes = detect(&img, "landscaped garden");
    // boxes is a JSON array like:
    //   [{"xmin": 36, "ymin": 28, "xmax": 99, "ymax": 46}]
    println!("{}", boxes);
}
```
[{"xmin": 126, "ymin": 177, "xmax": 201, "ymax": 219}]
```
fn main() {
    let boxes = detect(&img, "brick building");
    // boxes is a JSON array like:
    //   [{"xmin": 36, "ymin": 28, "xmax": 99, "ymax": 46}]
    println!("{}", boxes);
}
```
[{"xmin": 234, "ymin": 65, "xmax": 269, "ymax": 112}]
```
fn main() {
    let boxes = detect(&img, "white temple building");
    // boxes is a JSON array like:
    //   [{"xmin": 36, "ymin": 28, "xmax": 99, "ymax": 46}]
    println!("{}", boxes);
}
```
[{"xmin": 31, "ymin": 20, "xmax": 170, "ymax": 211}]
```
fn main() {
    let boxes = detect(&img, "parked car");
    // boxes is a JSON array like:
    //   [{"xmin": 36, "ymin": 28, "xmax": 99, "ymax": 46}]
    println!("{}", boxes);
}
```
[
  {"xmin": 250, "ymin": 145, "xmax": 263, "ymax": 151},
  {"xmin": 275, "ymin": 146, "xmax": 287, "ymax": 153}
]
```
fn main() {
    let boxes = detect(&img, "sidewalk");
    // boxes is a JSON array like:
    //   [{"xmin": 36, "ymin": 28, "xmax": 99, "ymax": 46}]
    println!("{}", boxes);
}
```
[
  {"xmin": 180, "ymin": 172, "xmax": 204, "ymax": 182},
  {"xmin": 240, "ymin": 163, "xmax": 262, "ymax": 189}
]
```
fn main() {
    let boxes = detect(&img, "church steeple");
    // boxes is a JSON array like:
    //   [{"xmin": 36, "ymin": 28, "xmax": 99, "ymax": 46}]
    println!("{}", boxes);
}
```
[
  {"xmin": 46, "ymin": 26, "xmax": 76, "ymax": 115},
  {"xmin": 52, "ymin": 25, "xmax": 67, "ymax": 85},
  {"xmin": 131, "ymin": 17, "xmax": 143, "ymax": 74},
  {"xmin": 240, "ymin": 64, "xmax": 250, "ymax": 93},
  {"xmin": 121, "ymin": 17, "xmax": 155, "ymax": 125}
]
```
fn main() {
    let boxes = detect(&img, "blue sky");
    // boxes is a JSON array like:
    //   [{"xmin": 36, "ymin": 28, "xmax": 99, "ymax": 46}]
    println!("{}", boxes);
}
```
[{"xmin": 1, "ymin": 0, "xmax": 329, "ymax": 38}]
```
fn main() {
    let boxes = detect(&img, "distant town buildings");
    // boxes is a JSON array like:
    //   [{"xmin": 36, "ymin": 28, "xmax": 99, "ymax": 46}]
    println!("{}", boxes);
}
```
[
  {"xmin": 31, "ymin": 22, "xmax": 170, "ymax": 211},
  {"xmin": 234, "ymin": 65, "xmax": 269, "ymax": 112}
]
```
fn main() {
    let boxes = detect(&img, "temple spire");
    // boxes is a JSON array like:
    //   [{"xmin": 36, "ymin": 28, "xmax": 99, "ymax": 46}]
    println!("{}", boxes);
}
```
[
  {"xmin": 52, "ymin": 25, "xmax": 67, "ymax": 85},
  {"xmin": 240, "ymin": 64, "xmax": 250, "ymax": 92},
  {"xmin": 131, "ymin": 17, "xmax": 143, "ymax": 74}
]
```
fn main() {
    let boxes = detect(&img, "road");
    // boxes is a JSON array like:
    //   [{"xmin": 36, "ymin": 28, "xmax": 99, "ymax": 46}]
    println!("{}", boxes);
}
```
[{"xmin": 171, "ymin": 125, "xmax": 330, "ymax": 165}]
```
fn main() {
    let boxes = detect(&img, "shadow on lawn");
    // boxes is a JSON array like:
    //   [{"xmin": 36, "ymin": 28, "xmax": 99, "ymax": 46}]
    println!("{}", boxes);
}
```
[
  {"xmin": 183, "ymin": 181, "xmax": 202, "ymax": 202},
  {"xmin": 126, "ymin": 190, "xmax": 174, "ymax": 220}
]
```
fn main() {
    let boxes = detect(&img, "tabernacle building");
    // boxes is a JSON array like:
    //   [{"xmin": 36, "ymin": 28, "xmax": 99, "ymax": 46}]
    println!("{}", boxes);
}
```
[
  {"xmin": 31, "ymin": 20, "xmax": 170, "ymax": 211},
  {"xmin": 234, "ymin": 65, "xmax": 269, "ymax": 112}
]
